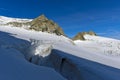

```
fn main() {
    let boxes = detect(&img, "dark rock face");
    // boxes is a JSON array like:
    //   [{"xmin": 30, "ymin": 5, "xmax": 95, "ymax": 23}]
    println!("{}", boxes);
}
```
[
  {"xmin": 73, "ymin": 31, "xmax": 96, "ymax": 40},
  {"xmin": 29, "ymin": 15, "xmax": 65, "ymax": 36}
]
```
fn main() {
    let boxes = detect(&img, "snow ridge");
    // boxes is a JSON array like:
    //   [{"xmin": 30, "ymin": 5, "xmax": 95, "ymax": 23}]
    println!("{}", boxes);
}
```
[{"xmin": 0, "ymin": 16, "xmax": 32, "ymax": 24}]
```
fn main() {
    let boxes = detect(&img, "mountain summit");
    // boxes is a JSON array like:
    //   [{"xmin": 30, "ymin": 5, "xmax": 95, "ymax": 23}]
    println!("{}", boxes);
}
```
[
  {"xmin": 30, "ymin": 15, "xmax": 65, "ymax": 36},
  {"xmin": 33, "ymin": 14, "xmax": 48, "ymax": 21},
  {"xmin": 73, "ymin": 31, "xmax": 96, "ymax": 40}
]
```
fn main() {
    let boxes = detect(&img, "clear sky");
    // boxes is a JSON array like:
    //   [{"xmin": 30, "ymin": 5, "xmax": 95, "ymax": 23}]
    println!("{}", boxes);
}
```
[{"xmin": 0, "ymin": 0, "xmax": 120, "ymax": 39}]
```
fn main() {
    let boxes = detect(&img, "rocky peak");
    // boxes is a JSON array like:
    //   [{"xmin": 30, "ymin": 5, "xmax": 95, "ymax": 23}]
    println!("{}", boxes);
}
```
[
  {"xmin": 36, "ymin": 14, "xmax": 48, "ymax": 21},
  {"xmin": 73, "ymin": 31, "xmax": 96, "ymax": 40},
  {"xmin": 88, "ymin": 31, "xmax": 96, "ymax": 36},
  {"xmin": 30, "ymin": 14, "xmax": 65, "ymax": 36}
]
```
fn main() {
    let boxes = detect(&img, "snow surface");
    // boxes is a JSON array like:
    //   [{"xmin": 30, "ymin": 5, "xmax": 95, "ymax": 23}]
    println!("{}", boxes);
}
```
[
  {"xmin": 74, "ymin": 35, "xmax": 120, "ymax": 57},
  {"xmin": 51, "ymin": 49, "xmax": 120, "ymax": 80},
  {"xmin": 0, "ymin": 28, "xmax": 66, "ymax": 80},
  {"xmin": 0, "ymin": 48, "xmax": 66, "ymax": 80},
  {"xmin": 1, "ymin": 26, "xmax": 120, "ymax": 70},
  {"xmin": 1, "ymin": 16, "xmax": 120, "ymax": 79},
  {"xmin": 0, "ymin": 16, "xmax": 32, "ymax": 24}
]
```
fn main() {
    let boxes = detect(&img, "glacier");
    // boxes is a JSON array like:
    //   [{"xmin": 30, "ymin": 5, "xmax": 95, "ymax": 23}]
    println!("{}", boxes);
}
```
[{"xmin": 1, "ymin": 16, "xmax": 120, "ymax": 80}]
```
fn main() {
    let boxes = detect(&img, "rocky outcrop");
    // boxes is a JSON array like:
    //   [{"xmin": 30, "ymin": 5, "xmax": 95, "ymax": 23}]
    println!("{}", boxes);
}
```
[
  {"xmin": 29, "ymin": 15, "xmax": 65, "ymax": 36},
  {"xmin": 0, "ymin": 15, "xmax": 65, "ymax": 36},
  {"xmin": 6, "ymin": 22, "xmax": 31, "ymax": 27},
  {"xmin": 88, "ymin": 31, "xmax": 96, "ymax": 36},
  {"xmin": 73, "ymin": 31, "xmax": 96, "ymax": 40}
]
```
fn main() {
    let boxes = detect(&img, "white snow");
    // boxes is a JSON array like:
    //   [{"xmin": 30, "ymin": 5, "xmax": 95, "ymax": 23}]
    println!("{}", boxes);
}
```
[
  {"xmin": 1, "ymin": 16, "xmax": 120, "ymax": 79},
  {"xmin": 0, "ymin": 48, "xmax": 65, "ymax": 80},
  {"xmin": 0, "ymin": 26, "xmax": 66, "ymax": 80},
  {"xmin": 0, "ymin": 16, "xmax": 32, "ymax": 24},
  {"xmin": 1, "ymin": 26, "xmax": 120, "ymax": 70},
  {"xmin": 29, "ymin": 39, "xmax": 53, "ymax": 57}
]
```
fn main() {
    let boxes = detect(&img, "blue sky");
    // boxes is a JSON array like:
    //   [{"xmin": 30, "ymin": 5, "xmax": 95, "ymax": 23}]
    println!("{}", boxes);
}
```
[{"xmin": 0, "ymin": 0, "xmax": 120, "ymax": 39}]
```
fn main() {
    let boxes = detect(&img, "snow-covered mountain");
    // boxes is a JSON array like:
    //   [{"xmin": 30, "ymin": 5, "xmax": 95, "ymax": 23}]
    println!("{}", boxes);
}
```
[
  {"xmin": 0, "ymin": 16, "xmax": 32, "ymax": 29},
  {"xmin": 0, "ymin": 15, "xmax": 65, "ymax": 36},
  {"xmin": 0, "ymin": 16, "xmax": 32, "ymax": 24},
  {"xmin": 1, "ymin": 16, "xmax": 120, "ymax": 80}
]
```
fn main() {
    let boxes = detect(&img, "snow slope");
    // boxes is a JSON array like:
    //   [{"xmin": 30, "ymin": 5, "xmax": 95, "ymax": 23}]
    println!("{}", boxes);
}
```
[
  {"xmin": 75, "ymin": 35, "xmax": 120, "ymax": 56},
  {"xmin": 0, "ymin": 16, "xmax": 32, "ymax": 24},
  {"xmin": 1, "ymin": 16, "xmax": 120, "ymax": 79},
  {"xmin": 0, "ymin": 28, "xmax": 66, "ymax": 80},
  {"xmin": 0, "ymin": 48, "xmax": 65, "ymax": 80},
  {"xmin": 1, "ymin": 26, "xmax": 120, "ymax": 69}
]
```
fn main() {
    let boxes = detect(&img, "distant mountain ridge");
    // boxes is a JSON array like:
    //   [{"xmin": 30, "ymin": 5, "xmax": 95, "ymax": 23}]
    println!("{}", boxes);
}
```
[{"xmin": 0, "ymin": 15, "xmax": 96, "ymax": 38}]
